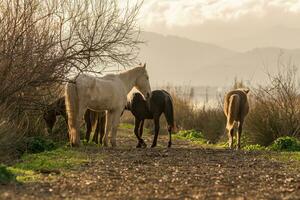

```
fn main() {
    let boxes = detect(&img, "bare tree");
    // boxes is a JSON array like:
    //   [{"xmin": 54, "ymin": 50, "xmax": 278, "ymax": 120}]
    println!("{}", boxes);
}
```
[
  {"xmin": 0, "ymin": 0, "xmax": 143, "ymax": 150},
  {"xmin": 0, "ymin": 0, "xmax": 142, "ymax": 107}
]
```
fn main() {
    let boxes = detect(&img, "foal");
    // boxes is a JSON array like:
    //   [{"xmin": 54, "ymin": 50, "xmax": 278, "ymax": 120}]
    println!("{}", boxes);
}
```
[
  {"xmin": 43, "ymin": 97, "xmax": 106, "ymax": 144},
  {"xmin": 223, "ymin": 88, "xmax": 250, "ymax": 149},
  {"xmin": 126, "ymin": 90, "xmax": 176, "ymax": 148}
]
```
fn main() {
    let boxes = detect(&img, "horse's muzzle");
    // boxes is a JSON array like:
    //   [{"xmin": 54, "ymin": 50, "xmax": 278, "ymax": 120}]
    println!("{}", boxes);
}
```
[{"xmin": 146, "ymin": 92, "xmax": 151, "ymax": 99}]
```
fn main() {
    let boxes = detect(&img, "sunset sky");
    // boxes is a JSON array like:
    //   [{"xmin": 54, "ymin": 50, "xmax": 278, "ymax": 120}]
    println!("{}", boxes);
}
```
[{"xmin": 122, "ymin": 0, "xmax": 300, "ymax": 51}]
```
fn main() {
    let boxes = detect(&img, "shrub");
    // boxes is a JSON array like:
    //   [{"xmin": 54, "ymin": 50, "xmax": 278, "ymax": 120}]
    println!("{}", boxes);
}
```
[
  {"xmin": 268, "ymin": 136, "xmax": 300, "ymax": 152},
  {"xmin": 22, "ymin": 137, "xmax": 56, "ymax": 154},
  {"xmin": 0, "ymin": 165, "xmax": 15, "ymax": 184},
  {"xmin": 245, "ymin": 66, "xmax": 300, "ymax": 146}
]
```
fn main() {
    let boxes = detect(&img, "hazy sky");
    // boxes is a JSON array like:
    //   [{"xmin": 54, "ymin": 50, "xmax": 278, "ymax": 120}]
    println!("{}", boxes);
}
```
[{"xmin": 122, "ymin": 0, "xmax": 300, "ymax": 51}]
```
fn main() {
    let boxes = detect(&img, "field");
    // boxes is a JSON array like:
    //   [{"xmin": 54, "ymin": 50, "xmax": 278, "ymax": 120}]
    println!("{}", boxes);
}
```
[{"xmin": 1, "ymin": 126, "xmax": 300, "ymax": 200}]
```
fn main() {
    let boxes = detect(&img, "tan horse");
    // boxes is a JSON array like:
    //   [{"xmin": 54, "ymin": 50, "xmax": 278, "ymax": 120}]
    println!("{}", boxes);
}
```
[
  {"xmin": 223, "ymin": 88, "xmax": 250, "ymax": 149},
  {"xmin": 65, "ymin": 64, "xmax": 151, "ymax": 147}
]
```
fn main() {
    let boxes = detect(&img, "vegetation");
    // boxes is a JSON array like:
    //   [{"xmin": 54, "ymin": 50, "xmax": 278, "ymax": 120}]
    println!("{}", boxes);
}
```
[
  {"xmin": 22, "ymin": 137, "xmax": 56, "ymax": 154},
  {"xmin": 0, "ymin": 0, "xmax": 142, "ymax": 159},
  {"xmin": 174, "ymin": 130, "xmax": 207, "ymax": 144},
  {"xmin": 7, "ymin": 147, "xmax": 90, "ymax": 183},
  {"xmin": 268, "ymin": 136, "xmax": 300, "ymax": 152},
  {"xmin": 0, "ymin": 165, "xmax": 16, "ymax": 184},
  {"xmin": 122, "ymin": 66, "xmax": 300, "ymax": 148},
  {"xmin": 243, "ymin": 144, "xmax": 267, "ymax": 151},
  {"xmin": 245, "ymin": 67, "xmax": 300, "ymax": 146}
]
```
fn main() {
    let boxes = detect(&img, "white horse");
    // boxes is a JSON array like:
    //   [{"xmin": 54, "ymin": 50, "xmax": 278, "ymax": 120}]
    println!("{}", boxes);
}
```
[{"xmin": 65, "ymin": 64, "xmax": 151, "ymax": 147}]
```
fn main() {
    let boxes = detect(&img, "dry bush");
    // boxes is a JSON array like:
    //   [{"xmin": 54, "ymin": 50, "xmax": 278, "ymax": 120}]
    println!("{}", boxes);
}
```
[
  {"xmin": 245, "ymin": 66, "xmax": 300, "ymax": 146},
  {"xmin": 0, "ymin": 0, "xmax": 142, "ymax": 156},
  {"xmin": 165, "ymin": 86, "xmax": 225, "ymax": 143}
]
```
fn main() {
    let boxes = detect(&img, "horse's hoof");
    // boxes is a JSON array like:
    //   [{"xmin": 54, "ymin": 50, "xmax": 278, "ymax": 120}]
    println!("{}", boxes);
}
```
[
  {"xmin": 151, "ymin": 144, "xmax": 156, "ymax": 148},
  {"xmin": 136, "ymin": 143, "xmax": 142, "ymax": 148},
  {"xmin": 141, "ymin": 142, "xmax": 147, "ymax": 148},
  {"xmin": 71, "ymin": 142, "xmax": 80, "ymax": 148},
  {"xmin": 111, "ymin": 142, "xmax": 117, "ymax": 148},
  {"xmin": 168, "ymin": 142, "xmax": 172, "ymax": 148}
]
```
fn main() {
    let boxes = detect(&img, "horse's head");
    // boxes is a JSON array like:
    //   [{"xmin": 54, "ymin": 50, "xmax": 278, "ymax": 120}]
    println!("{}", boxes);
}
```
[
  {"xmin": 43, "ymin": 110, "xmax": 56, "ymax": 134},
  {"xmin": 238, "ymin": 88, "xmax": 250, "ymax": 94},
  {"xmin": 135, "ymin": 63, "xmax": 151, "ymax": 101}
]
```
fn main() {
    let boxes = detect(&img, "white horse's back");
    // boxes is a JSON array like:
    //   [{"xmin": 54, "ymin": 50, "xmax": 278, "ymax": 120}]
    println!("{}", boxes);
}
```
[
  {"xmin": 75, "ymin": 74, "xmax": 124, "ymax": 111},
  {"xmin": 65, "ymin": 64, "xmax": 151, "ymax": 147}
]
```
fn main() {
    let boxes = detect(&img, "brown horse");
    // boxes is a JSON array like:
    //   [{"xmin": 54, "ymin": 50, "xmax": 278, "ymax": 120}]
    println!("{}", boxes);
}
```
[
  {"xmin": 43, "ymin": 97, "xmax": 106, "ymax": 144},
  {"xmin": 126, "ymin": 90, "xmax": 177, "ymax": 148},
  {"xmin": 223, "ymin": 88, "xmax": 250, "ymax": 149}
]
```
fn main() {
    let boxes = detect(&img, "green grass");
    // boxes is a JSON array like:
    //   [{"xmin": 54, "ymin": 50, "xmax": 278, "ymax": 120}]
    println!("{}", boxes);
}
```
[
  {"xmin": 174, "ymin": 130, "xmax": 207, "ymax": 144},
  {"xmin": 242, "ymin": 137, "xmax": 300, "ymax": 152},
  {"xmin": 119, "ymin": 123, "xmax": 135, "ymax": 130},
  {"xmin": 7, "ymin": 147, "xmax": 90, "ymax": 183}
]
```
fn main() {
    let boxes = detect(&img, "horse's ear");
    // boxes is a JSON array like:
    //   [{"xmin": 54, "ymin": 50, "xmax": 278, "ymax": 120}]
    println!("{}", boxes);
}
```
[
  {"xmin": 244, "ymin": 88, "xmax": 250, "ymax": 94},
  {"xmin": 143, "ymin": 63, "xmax": 146, "ymax": 68}
]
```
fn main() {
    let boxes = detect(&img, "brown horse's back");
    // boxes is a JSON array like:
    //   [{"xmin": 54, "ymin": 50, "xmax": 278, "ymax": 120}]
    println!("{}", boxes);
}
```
[
  {"xmin": 225, "ymin": 94, "xmax": 240, "ymax": 129},
  {"xmin": 224, "ymin": 89, "xmax": 249, "ymax": 123}
]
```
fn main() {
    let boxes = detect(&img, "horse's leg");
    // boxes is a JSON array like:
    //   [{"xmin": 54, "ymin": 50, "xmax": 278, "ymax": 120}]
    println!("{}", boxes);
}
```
[
  {"xmin": 84, "ymin": 111, "xmax": 92, "ymax": 142},
  {"xmin": 110, "ymin": 110, "xmax": 122, "ymax": 147},
  {"xmin": 73, "ymin": 106, "xmax": 86, "ymax": 146},
  {"xmin": 237, "ymin": 120, "xmax": 244, "ymax": 150},
  {"xmin": 134, "ymin": 118, "xmax": 142, "ymax": 148},
  {"xmin": 99, "ymin": 114, "xmax": 106, "ymax": 145},
  {"xmin": 138, "ymin": 120, "xmax": 147, "ymax": 148},
  {"xmin": 151, "ymin": 116, "xmax": 160, "ymax": 148},
  {"xmin": 103, "ymin": 111, "xmax": 113, "ymax": 147},
  {"xmin": 134, "ymin": 119, "xmax": 146, "ymax": 148},
  {"xmin": 139, "ymin": 120, "xmax": 144, "ymax": 137},
  {"xmin": 228, "ymin": 127, "xmax": 234, "ymax": 149},
  {"xmin": 62, "ymin": 114, "xmax": 69, "ymax": 140},
  {"xmin": 49, "ymin": 115, "xmax": 56, "ymax": 134},
  {"xmin": 63, "ymin": 113, "xmax": 68, "ymax": 126},
  {"xmin": 93, "ymin": 115, "xmax": 100, "ymax": 144},
  {"xmin": 167, "ymin": 124, "xmax": 172, "ymax": 148}
]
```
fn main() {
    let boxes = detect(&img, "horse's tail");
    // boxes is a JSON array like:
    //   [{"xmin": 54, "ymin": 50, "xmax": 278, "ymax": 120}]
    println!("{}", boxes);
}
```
[
  {"xmin": 164, "ymin": 92, "xmax": 177, "ymax": 133},
  {"xmin": 226, "ymin": 94, "xmax": 240, "ymax": 130},
  {"xmin": 65, "ymin": 81, "xmax": 80, "ymax": 146}
]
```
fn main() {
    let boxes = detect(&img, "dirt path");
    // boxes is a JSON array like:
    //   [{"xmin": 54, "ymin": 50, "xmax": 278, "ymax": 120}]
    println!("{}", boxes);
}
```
[{"xmin": 1, "ymin": 129, "xmax": 300, "ymax": 200}]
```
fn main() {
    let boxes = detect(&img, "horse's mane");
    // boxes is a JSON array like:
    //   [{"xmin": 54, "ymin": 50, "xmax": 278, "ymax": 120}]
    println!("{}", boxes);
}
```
[{"xmin": 119, "ymin": 66, "xmax": 146, "ymax": 76}]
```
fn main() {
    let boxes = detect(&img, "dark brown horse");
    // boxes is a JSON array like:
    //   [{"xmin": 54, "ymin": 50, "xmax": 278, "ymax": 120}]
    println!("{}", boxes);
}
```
[
  {"xmin": 43, "ymin": 97, "xmax": 106, "ymax": 144},
  {"xmin": 126, "ymin": 90, "xmax": 177, "ymax": 148}
]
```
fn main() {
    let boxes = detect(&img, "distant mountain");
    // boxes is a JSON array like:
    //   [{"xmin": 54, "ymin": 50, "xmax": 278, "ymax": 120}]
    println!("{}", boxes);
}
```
[
  {"xmin": 221, "ymin": 26, "xmax": 300, "ymax": 51},
  {"xmin": 139, "ymin": 32, "xmax": 300, "ymax": 87}
]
